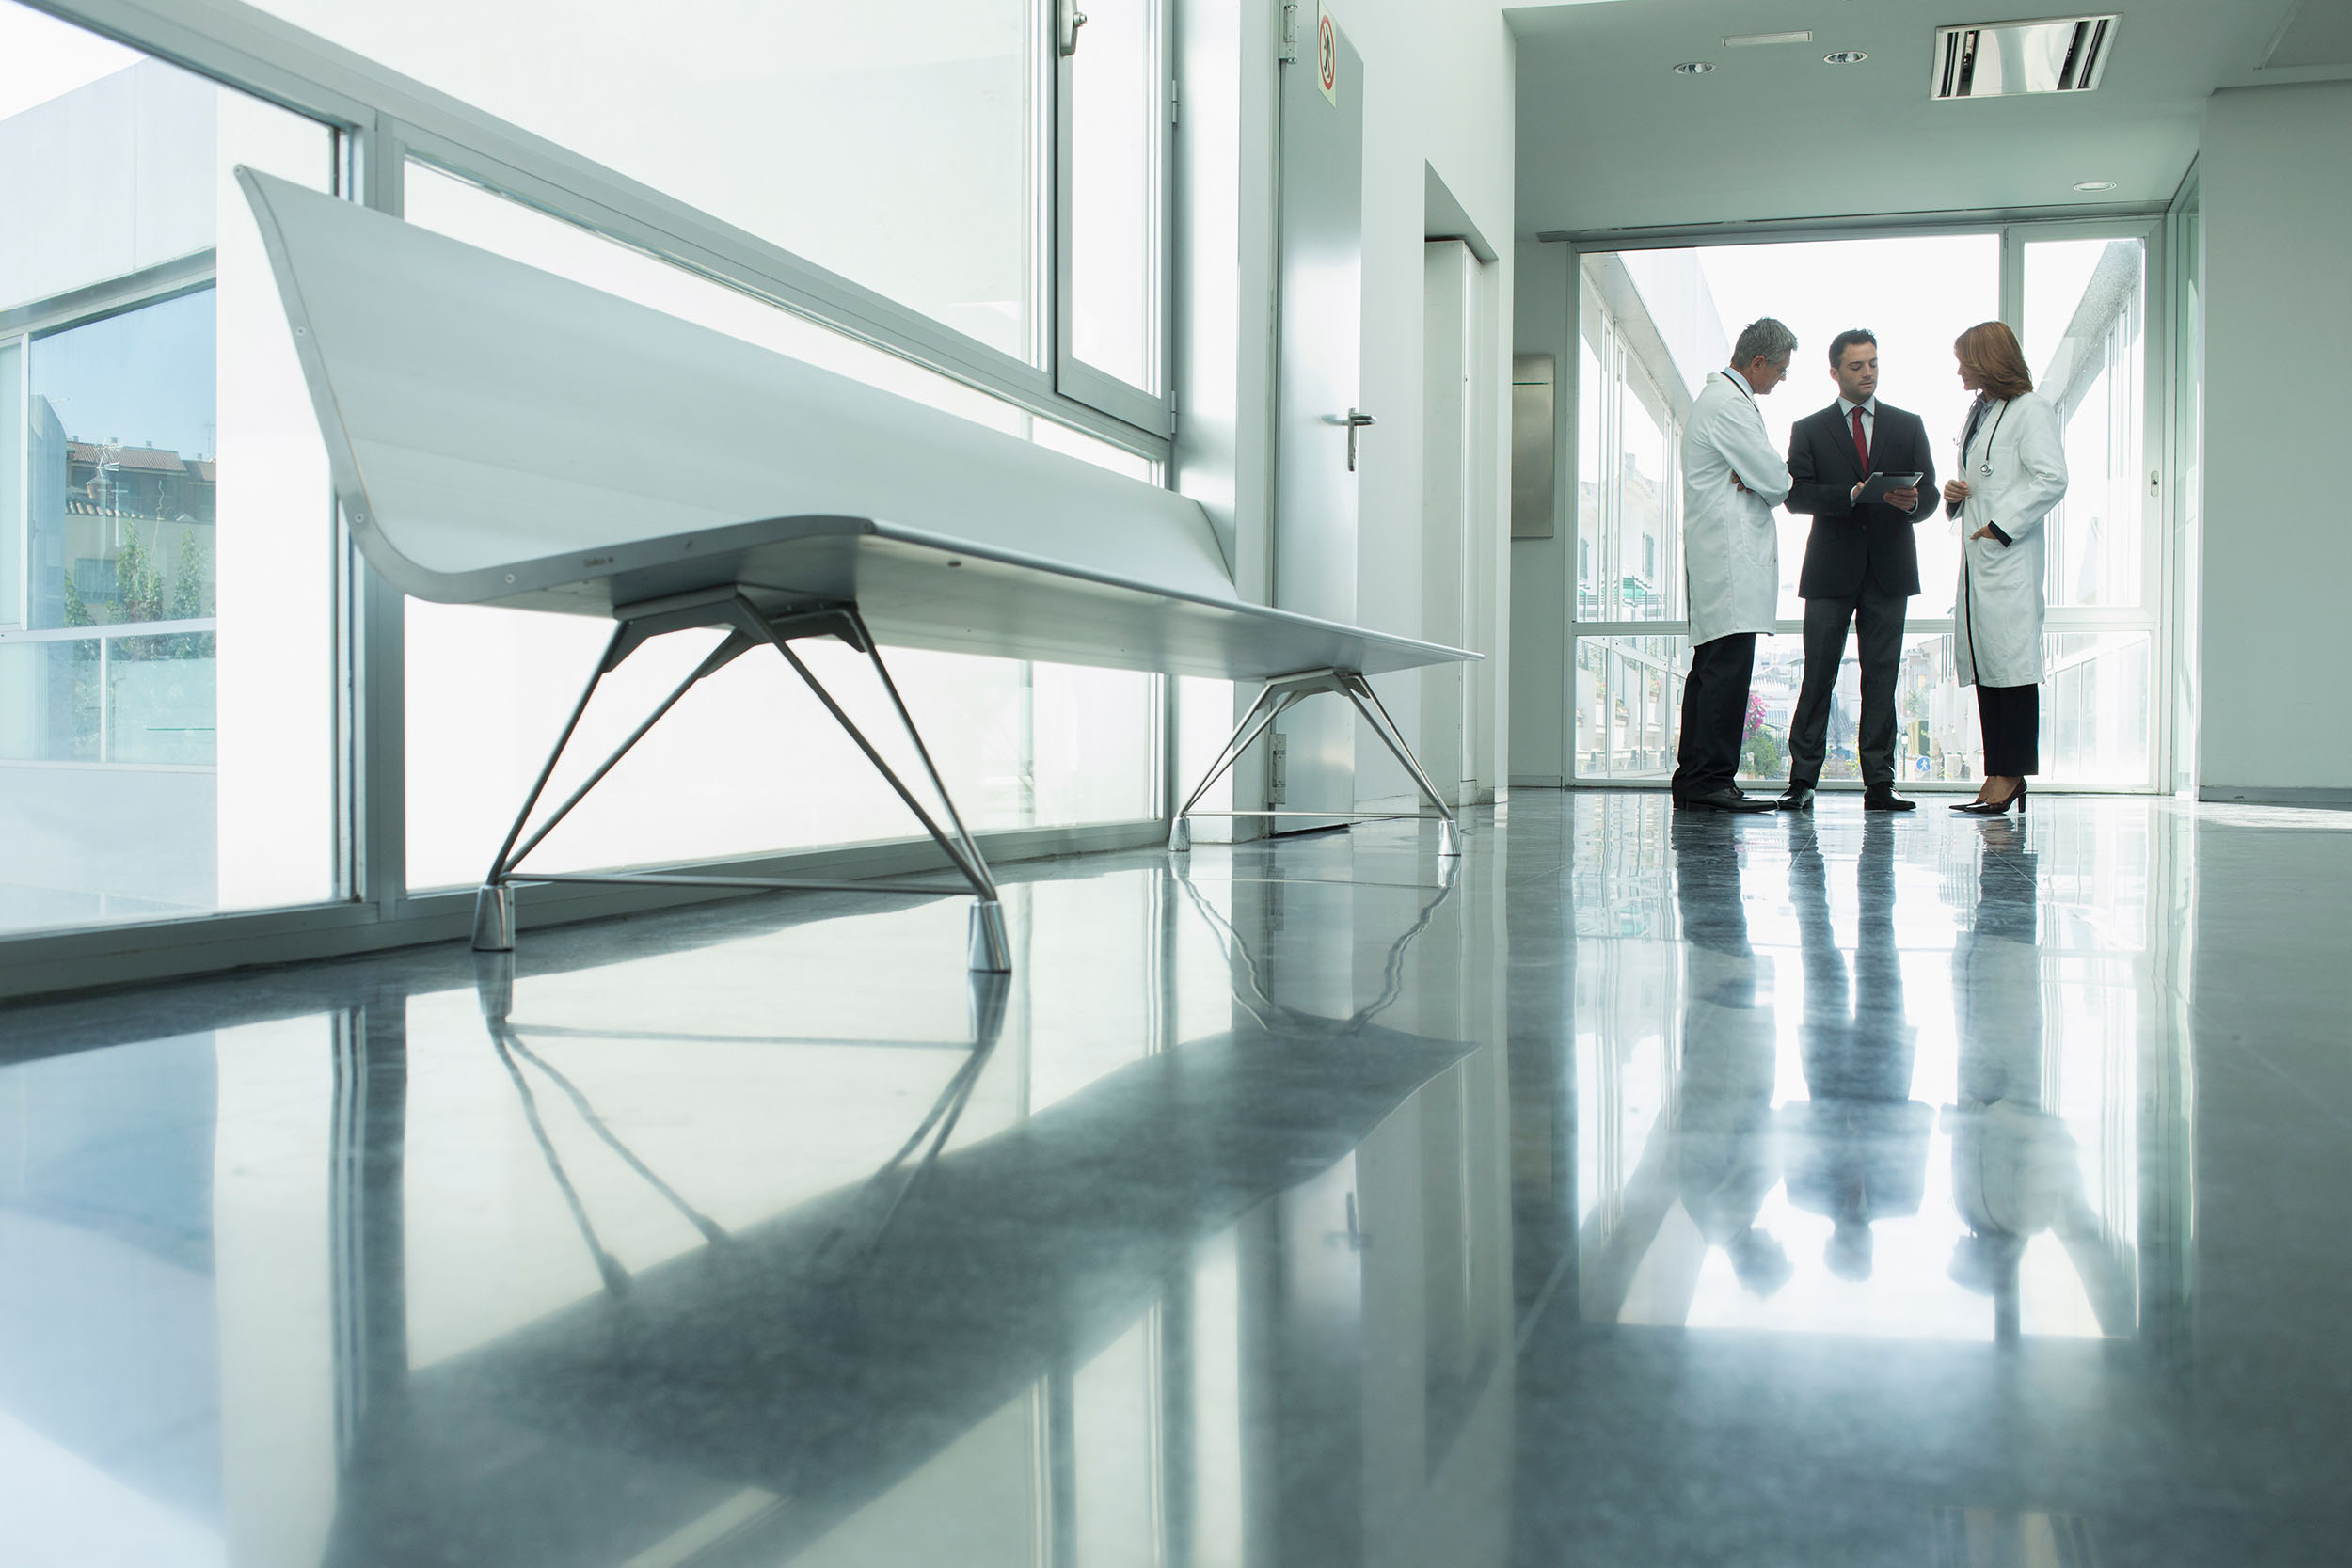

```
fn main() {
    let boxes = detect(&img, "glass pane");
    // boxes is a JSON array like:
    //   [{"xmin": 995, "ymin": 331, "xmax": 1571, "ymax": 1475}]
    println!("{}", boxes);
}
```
[
  {"xmin": 1756, "ymin": 627, "xmax": 1994, "ymax": 788},
  {"xmin": 1616, "ymin": 386, "xmax": 1673, "ymax": 619},
  {"xmin": 254, "ymin": 0, "xmax": 1044, "ymax": 363},
  {"xmin": 402, "ymin": 162, "xmax": 1029, "ymax": 436},
  {"xmin": 1575, "ymin": 332, "xmax": 1603, "ymax": 620},
  {"xmin": 1573, "ymin": 632, "xmax": 1709, "ymax": 783},
  {"xmin": 2045, "ymin": 629, "xmax": 2151, "ymax": 787},
  {"xmin": 1067, "ymin": 0, "xmax": 1163, "ymax": 392},
  {"xmin": 0, "ymin": 2, "xmax": 337, "ymax": 932},
  {"xmin": 398, "ymin": 168, "xmax": 1155, "ymax": 891},
  {"xmin": 1688, "ymin": 234, "xmax": 2002, "ymax": 622},
  {"xmin": 2023, "ymin": 237, "xmax": 2146, "ymax": 610},
  {"xmin": 1, "ymin": 340, "xmax": 19, "ymax": 627},
  {"xmin": 30, "ymin": 293, "xmax": 218, "ymax": 638},
  {"xmin": 0, "ymin": 640, "xmax": 99, "ymax": 762}
]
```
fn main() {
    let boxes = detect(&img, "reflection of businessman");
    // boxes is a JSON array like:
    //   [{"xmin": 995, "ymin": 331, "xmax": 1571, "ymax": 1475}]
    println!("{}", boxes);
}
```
[
  {"xmin": 1671, "ymin": 815, "xmax": 1790, "ymax": 1297},
  {"xmin": 1947, "ymin": 820, "xmax": 2125, "ymax": 1338},
  {"xmin": 1781, "ymin": 816, "xmax": 1931, "ymax": 1280}
]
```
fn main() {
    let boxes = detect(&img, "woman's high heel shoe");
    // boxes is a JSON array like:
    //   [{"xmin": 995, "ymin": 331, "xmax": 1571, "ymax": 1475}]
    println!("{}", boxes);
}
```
[{"xmin": 1959, "ymin": 778, "xmax": 2026, "ymax": 816}]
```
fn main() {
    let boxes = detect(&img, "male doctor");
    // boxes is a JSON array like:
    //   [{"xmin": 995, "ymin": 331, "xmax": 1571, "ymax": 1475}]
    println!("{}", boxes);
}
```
[{"xmin": 1673, "ymin": 318, "xmax": 1796, "ymax": 812}]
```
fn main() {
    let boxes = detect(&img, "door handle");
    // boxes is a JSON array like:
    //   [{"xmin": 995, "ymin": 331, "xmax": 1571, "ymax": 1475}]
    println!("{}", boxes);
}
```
[
  {"xmin": 1327, "ymin": 408, "xmax": 1376, "ymax": 471},
  {"xmin": 1059, "ymin": 2, "xmax": 1088, "ymax": 55}
]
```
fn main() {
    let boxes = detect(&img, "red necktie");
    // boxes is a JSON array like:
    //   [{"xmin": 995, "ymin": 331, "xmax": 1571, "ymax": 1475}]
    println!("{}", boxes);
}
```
[{"xmin": 1851, "ymin": 405, "xmax": 1869, "ymax": 471}]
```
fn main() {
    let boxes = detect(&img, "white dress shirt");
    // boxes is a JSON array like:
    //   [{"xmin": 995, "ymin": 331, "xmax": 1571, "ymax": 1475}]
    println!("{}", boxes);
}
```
[
  {"xmin": 1839, "ymin": 395, "xmax": 1879, "ymax": 499},
  {"xmin": 1837, "ymin": 394, "xmax": 1878, "ymax": 452}
]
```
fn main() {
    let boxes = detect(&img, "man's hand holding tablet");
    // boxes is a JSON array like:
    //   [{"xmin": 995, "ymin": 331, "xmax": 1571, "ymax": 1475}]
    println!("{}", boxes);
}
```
[{"xmin": 1850, "ymin": 471, "xmax": 1925, "ymax": 511}]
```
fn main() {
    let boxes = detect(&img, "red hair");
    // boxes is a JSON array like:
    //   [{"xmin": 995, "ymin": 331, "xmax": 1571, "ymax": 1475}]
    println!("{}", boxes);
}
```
[{"xmin": 1954, "ymin": 321, "xmax": 2033, "ymax": 400}]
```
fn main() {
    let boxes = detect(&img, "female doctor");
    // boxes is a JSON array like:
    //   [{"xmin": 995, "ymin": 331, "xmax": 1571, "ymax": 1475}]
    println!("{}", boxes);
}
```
[{"xmin": 1942, "ymin": 321, "xmax": 2067, "ymax": 816}]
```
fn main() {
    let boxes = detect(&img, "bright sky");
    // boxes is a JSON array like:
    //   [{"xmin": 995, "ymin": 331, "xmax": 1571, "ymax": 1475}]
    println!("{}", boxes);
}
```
[
  {"xmin": 33, "ymin": 290, "xmax": 218, "ymax": 458},
  {"xmin": 1689, "ymin": 233, "xmax": 2001, "ymax": 613},
  {"xmin": 1695, "ymin": 233, "xmax": 2001, "ymax": 471}
]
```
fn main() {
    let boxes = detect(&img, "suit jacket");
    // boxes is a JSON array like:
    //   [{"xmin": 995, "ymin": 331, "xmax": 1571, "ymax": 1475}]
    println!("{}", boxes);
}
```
[{"xmin": 1785, "ymin": 400, "xmax": 1939, "ymax": 598}]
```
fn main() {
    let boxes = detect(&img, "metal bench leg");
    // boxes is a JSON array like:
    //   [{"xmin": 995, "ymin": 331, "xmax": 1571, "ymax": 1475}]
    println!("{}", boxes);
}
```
[
  {"xmin": 1168, "ymin": 682, "xmax": 1299, "ymax": 852},
  {"xmin": 472, "ymin": 626, "xmax": 755, "ymax": 952},
  {"xmin": 471, "ymin": 624, "xmax": 625, "ymax": 951},
  {"xmin": 733, "ymin": 601, "xmax": 1010, "ymax": 973},
  {"xmin": 1340, "ymin": 673, "xmax": 1463, "ymax": 858}
]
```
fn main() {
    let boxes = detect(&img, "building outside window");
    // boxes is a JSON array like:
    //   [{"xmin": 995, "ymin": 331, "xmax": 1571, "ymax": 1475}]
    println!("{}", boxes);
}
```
[
  {"xmin": 0, "ymin": 16, "xmax": 336, "ymax": 931},
  {"xmin": 0, "ymin": 0, "xmax": 1178, "ymax": 943}
]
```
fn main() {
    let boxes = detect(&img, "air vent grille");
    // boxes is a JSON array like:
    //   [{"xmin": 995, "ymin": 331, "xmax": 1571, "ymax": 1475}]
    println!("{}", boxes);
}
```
[{"xmin": 1932, "ymin": 15, "xmax": 2118, "ymax": 99}]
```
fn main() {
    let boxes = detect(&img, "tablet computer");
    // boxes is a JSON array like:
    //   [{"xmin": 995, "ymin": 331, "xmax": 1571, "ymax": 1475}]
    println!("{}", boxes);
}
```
[{"xmin": 1857, "ymin": 471, "xmax": 1925, "ymax": 503}]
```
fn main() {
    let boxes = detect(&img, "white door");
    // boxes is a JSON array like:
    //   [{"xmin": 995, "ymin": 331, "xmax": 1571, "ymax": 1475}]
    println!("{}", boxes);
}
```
[{"xmin": 1269, "ymin": 12, "xmax": 1364, "ymax": 831}]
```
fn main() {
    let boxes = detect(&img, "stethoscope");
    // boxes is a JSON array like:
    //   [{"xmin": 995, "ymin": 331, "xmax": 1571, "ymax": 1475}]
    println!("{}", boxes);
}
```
[{"xmin": 1963, "ymin": 396, "xmax": 2010, "ymax": 479}]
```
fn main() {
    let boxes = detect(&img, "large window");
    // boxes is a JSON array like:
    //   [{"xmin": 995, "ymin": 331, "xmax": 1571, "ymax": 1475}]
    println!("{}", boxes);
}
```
[
  {"xmin": 397, "ymin": 165, "xmax": 1159, "ymax": 891},
  {"xmin": 246, "ymin": 0, "xmax": 1171, "ymax": 437},
  {"xmin": 1059, "ymin": 0, "xmax": 1169, "ymax": 428},
  {"xmin": 0, "ymin": 4, "xmax": 337, "ymax": 932},
  {"xmin": 1566, "ymin": 229, "xmax": 2167, "ymax": 792},
  {"xmin": 254, "ymin": 0, "xmax": 1049, "ymax": 366},
  {"xmin": 0, "ymin": 0, "xmax": 1175, "ymax": 963}
]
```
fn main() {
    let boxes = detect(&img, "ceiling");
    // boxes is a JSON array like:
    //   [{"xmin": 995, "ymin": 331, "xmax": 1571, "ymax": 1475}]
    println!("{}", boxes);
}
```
[{"xmin": 1509, "ymin": 0, "xmax": 2352, "ymax": 238}]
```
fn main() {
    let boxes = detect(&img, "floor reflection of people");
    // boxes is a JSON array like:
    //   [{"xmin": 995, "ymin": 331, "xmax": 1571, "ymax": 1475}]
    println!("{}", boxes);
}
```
[
  {"xmin": 1947, "ymin": 818, "xmax": 2118, "ymax": 1338},
  {"xmin": 1671, "ymin": 815, "xmax": 1791, "ymax": 1297},
  {"xmin": 1782, "ymin": 816, "xmax": 1931, "ymax": 1281}
]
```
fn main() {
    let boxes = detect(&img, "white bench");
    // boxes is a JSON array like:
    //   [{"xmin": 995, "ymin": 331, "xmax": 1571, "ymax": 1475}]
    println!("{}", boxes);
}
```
[{"xmin": 239, "ymin": 169, "xmax": 1475, "ymax": 971}]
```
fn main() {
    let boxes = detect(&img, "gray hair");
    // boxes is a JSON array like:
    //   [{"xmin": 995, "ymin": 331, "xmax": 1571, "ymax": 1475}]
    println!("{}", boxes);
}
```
[{"xmin": 1732, "ymin": 317, "xmax": 1797, "ymax": 368}]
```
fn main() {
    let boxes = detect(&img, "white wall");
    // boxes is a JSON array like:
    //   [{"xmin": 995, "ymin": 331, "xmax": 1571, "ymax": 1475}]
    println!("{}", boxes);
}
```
[
  {"xmin": 1343, "ymin": 1, "xmax": 1516, "ymax": 808},
  {"xmin": 2198, "ymin": 82, "xmax": 2352, "ymax": 799},
  {"xmin": 1176, "ymin": 0, "xmax": 1518, "ymax": 813},
  {"xmin": 0, "ymin": 59, "xmax": 214, "ymax": 313}
]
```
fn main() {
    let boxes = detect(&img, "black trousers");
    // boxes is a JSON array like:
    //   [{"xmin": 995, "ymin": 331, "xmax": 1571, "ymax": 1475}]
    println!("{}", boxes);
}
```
[
  {"xmin": 1673, "ymin": 632, "xmax": 1756, "ymax": 798},
  {"xmin": 1788, "ymin": 575, "xmax": 1910, "ymax": 789},
  {"xmin": 1975, "ymin": 682, "xmax": 2040, "ymax": 776}
]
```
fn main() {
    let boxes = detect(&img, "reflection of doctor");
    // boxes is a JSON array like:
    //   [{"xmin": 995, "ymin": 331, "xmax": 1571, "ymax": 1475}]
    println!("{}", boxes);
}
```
[
  {"xmin": 1946, "ymin": 819, "xmax": 2105, "ymax": 1337},
  {"xmin": 1782, "ymin": 816, "xmax": 1931, "ymax": 1281},
  {"xmin": 1670, "ymin": 815, "xmax": 1790, "ymax": 1296}
]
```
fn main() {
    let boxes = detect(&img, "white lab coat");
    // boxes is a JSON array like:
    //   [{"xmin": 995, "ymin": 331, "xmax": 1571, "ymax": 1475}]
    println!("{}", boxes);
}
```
[
  {"xmin": 1952, "ymin": 391, "xmax": 2068, "ymax": 688},
  {"xmin": 1681, "ymin": 370, "xmax": 1792, "ymax": 648}
]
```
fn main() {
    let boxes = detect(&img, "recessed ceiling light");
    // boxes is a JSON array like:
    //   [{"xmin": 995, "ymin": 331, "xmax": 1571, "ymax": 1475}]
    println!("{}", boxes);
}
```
[
  {"xmin": 1674, "ymin": 61, "xmax": 1715, "ymax": 75},
  {"xmin": 1726, "ymin": 31, "xmax": 1813, "ymax": 48},
  {"xmin": 1824, "ymin": 51, "xmax": 1868, "ymax": 65},
  {"xmin": 2074, "ymin": 179, "xmax": 2119, "ymax": 192}
]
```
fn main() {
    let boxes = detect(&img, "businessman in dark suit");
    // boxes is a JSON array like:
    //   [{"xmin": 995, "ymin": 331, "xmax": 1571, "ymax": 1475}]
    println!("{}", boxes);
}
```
[{"xmin": 1778, "ymin": 329, "xmax": 1939, "ymax": 811}]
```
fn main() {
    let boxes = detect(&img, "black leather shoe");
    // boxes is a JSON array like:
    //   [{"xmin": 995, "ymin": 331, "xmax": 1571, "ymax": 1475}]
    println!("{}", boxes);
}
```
[
  {"xmin": 1685, "ymin": 786, "xmax": 1776, "ymax": 814},
  {"xmin": 1864, "ymin": 788, "xmax": 1917, "ymax": 812},
  {"xmin": 1777, "ymin": 784, "xmax": 1816, "ymax": 811}
]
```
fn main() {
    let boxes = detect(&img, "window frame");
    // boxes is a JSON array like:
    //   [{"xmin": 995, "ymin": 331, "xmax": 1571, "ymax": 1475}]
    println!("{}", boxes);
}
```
[
  {"xmin": 0, "ymin": 0, "xmax": 1179, "ymax": 997},
  {"xmin": 1, "ymin": 269, "xmax": 228, "ymax": 769},
  {"xmin": 1053, "ymin": 0, "xmax": 1177, "ymax": 434},
  {"xmin": 1561, "ymin": 214, "xmax": 2176, "ymax": 794}
]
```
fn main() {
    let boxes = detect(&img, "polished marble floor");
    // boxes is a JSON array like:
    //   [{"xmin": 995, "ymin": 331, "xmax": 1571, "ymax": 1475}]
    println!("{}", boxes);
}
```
[{"xmin": 3, "ymin": 790, "xmax": 2350, "ymax": 1567}]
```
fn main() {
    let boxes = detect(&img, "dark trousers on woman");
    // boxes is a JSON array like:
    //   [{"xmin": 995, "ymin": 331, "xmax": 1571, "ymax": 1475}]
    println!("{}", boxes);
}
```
[{"xmin": 1974, "ymin": 683, "xmax": 2039, "ymax": 776}]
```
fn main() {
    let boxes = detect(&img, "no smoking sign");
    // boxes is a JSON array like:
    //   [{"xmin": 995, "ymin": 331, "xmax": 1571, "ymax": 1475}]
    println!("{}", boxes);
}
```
[{"xmin": 1315, "ymin": 2, "xmax": 1338, "ymax": 104}]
